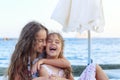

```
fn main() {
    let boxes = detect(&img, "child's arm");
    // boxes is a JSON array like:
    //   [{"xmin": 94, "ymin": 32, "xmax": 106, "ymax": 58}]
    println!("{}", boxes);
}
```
[
  {"xmin": 42, "ymin": 57, "xmax": 71, "ymax": 68},
  {"xmin": 33, "ymin": 66, "xmax": 70, "ymax": 80},
  {"xmin": 31, "ymin": 57, "xmax": 71, "ymax": 74}
]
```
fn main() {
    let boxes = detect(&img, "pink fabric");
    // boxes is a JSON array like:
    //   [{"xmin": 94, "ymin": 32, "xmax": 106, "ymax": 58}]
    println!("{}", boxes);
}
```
[
  {"xmin": 78, "ymin": 63, "xmax": 96, "ymax": 80},
  {"xmin": 42, "ymin": 64, "xmax": 65, "ymax": 77}
]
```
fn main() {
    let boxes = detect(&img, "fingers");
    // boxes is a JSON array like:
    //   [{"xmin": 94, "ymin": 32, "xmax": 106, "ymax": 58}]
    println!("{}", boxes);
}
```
[
  {"xmin": 37, "ymin": 60, "xmax": 43, "ymax": 70},
  {"xmin": 31, "ymin": 63, "xmax": 38, "ymax": 74},
  {"xmin": 38, "ymin": 62, "xmax": 40, "ymax": 70},
  {"xmin": 31, "ymin": 59, "xmax": 44, "ymax": 75}
]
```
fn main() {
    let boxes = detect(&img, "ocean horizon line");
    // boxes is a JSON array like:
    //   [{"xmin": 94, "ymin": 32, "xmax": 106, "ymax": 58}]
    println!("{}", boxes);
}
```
[{"xmin": 0, "ymin": 37, "xmax": 120, "ymax": 40}]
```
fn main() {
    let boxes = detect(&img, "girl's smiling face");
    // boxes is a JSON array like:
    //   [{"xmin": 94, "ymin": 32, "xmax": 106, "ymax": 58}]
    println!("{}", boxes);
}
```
[{"xmin": 46, "ymin": 34, "xmax": 62, "ymax": 59}]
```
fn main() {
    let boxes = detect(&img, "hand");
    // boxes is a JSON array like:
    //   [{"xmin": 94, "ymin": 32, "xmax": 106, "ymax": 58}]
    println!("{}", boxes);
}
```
[
  {"xmin": 31, "ymin": 62, "xmax": 38, "ymax": 74},
  {"xmin": 31, "ymin": 59, "xmax": 44, "ymax": 74},
  {"xmin": 37, "ymin": 59, "xmax": 44, "ymax": 70}
]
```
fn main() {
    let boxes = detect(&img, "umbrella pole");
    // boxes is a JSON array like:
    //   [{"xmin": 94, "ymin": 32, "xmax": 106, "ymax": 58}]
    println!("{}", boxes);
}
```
[{"xmin": 88, "ymin": 30, "xmax": 91, "ymax": 65}]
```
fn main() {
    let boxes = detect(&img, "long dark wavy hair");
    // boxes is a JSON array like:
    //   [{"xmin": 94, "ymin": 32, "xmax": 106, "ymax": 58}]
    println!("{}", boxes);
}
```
[
  {"xmin": 7, "ymin": 21, "xmax": 48, "ymax": 80},
  {"xmin": 47, "ymin": 33, "xmax": 72, "ymax": 79}
]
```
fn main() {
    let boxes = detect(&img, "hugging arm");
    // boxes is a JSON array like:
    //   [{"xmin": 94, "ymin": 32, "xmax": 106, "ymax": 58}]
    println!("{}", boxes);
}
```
[
  {"xmin": 34, "ymin": 56, "xmax": 71, "ymax": 71},
  {"xmin": 42, "ymin": 57, "xmax": 71, "ymax": 68},
  {"xmin": 32, "ymin": 57, "xmax": 71, "ymax": 75},
  {"xmin": 32, "ymin": 66, "xmax": 71, "ymax": 80}
]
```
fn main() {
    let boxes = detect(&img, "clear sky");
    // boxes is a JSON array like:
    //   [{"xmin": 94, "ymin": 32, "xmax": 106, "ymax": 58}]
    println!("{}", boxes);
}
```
[{"xmin": 0, "ymin": 0, "xmax": 120, "ymax": 38}]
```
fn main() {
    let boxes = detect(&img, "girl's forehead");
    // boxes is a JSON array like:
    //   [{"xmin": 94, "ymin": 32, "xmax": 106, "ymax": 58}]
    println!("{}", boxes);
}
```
[
  {"xmin": 36, "ymin": 29, "xmax": 47, "ymax": 38},
  {"xmin": 48, "ymin": 34, "xmax": 61, "ymax": 40},
  {"xmin": 48, "ymin": 34, "xmax": 58, "ymax": 38}
]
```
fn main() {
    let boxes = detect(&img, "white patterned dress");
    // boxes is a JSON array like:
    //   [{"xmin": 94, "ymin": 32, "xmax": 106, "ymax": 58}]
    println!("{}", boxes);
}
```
[{"xmin": 78, "ymin": 63, "xmax": 96, "ymax": 80}]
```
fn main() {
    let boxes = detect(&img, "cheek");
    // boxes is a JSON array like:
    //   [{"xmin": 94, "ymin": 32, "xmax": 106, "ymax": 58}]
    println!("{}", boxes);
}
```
[
  {"xmin": 58, "ymin": 46, "xmax": 62, "ymax": 52},
  {"xmin": 36, "ymin": 42, "xmax": 42, "ymax": 47},
  {"xmin": 34, "ymin": 43, "xmax": 41, "ymax": 51},
  {"xmin": 46, "ymin": 44, "xmax": 50, "ymax": 52},
  {"xmin": 33, "ymin": 42, "xmax": 37, "ymax": 50}
]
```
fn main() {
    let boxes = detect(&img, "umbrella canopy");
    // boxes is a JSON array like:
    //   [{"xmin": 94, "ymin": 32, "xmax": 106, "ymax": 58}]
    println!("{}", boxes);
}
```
[
  {"xmin": 51, "ymin": 0, "xmax": 104, "ymax": 33},
  {"xmin": 51, "ymin": 0, "xmax": 105, "ymax": 64}
]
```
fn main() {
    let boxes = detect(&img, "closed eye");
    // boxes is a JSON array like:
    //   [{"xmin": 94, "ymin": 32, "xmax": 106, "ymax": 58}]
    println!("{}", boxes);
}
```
[
  {"xmin": 47, "ymin": 40, "xmax": 52, "ymax": 43},
  {"xmin": 55, "ymin": 41, "xmax": 60, "ymax": 44}
]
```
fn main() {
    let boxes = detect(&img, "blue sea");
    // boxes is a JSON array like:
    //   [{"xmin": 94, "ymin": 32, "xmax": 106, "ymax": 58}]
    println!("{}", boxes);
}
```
[
  {"xmin": 0, "ymin": 38, "xmax": 120, "ymax": 80},
  {"xmin": 0, "ymin": 38, "xmax": 120, "ymax": 66}
]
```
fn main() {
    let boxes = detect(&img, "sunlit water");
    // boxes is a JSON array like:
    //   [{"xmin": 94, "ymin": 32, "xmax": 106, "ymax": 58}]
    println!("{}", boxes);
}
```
[{"xmin": 0, "ymin": 38, "xmax": 120, "ymax": 67}]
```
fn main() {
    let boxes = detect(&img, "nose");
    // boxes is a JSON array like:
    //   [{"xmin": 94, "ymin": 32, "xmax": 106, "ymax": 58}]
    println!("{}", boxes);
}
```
[
  {"xmin": 43, "ymin": 40, "xmax": 46, "ymax": 46},
  {"xmin": 51, "ymin": 41, "xmax": 56, "ymax": 44}
]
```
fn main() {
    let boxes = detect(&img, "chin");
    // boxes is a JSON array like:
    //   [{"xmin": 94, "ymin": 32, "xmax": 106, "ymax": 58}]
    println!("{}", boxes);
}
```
[
  {"xmin": 49, "ymin": 54, "xmax": 56, "ymax": 58},
  {"xmin": 37, "ymin": 50, "xmax": 42, "ymax": 54}
]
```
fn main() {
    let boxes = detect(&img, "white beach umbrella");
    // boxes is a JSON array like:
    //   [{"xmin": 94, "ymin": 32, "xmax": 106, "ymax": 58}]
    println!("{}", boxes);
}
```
[{"xmin": 51, "ymin": 0, "xmax": 105, "ymax": 64}]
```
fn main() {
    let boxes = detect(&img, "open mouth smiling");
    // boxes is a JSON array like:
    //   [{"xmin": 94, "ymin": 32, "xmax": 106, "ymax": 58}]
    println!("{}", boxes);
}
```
[{"xmin": 49, "ymin": 47, "xmax": 57, "ymax": 51}]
